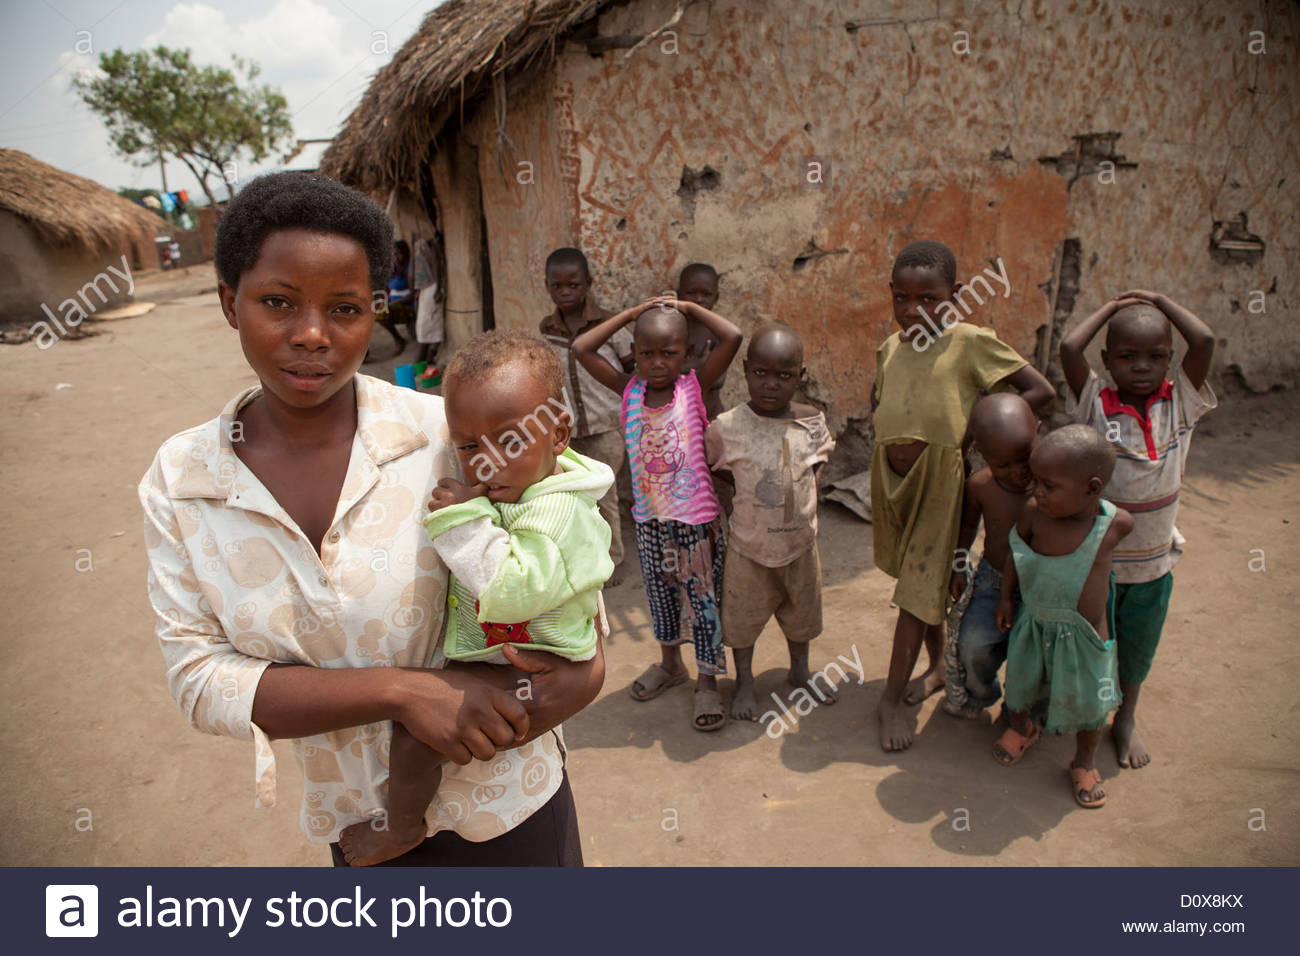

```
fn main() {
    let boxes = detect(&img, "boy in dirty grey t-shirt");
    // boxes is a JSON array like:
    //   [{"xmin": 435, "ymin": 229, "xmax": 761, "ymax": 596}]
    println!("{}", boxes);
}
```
[{"xmin": 706, "ymin": 324, "xmax": 836, "ymax": 723}]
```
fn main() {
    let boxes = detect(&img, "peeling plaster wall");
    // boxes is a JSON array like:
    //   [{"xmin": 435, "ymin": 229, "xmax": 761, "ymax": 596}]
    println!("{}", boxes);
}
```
[{"xmin": 436, "ymin": 0, "xmax": 1298, "ymax": 449}]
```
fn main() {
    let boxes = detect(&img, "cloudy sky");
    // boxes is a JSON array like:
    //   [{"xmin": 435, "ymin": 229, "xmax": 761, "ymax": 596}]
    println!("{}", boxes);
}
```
[{"xmin": 0, "ymin": 0, "xmax": 434, "ymax": 197}]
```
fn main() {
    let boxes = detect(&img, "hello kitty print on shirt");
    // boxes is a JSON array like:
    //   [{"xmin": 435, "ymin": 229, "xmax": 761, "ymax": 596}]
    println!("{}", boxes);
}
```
[{"xmin": 621, "ymin": 370, "xmax": 720, "ymax": 524}]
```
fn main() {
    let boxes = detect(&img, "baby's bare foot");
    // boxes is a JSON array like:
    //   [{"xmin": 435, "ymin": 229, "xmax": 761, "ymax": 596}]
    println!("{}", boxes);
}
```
[{"xmin": 337, "ymin": 817, "xmax": 427, "ymax": 867}]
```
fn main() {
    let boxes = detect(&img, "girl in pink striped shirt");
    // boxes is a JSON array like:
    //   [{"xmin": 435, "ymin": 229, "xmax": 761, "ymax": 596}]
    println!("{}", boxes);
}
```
[{"xmin": 575, "ymin": 295, "xmax": 742, "ymax": 731}]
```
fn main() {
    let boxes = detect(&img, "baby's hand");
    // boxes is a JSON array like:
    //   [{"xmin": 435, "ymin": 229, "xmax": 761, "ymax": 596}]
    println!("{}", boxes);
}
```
[
  {"xmin": 948, "ymin": 569, "xmax": 965, "ymax": 602},
  {"xmin": 428, "ymin": 478, "xmax": 488, "ymax": 511},
  {"xmin": 995, "ymin": 597, "xmax": 1014, "ymax": 632}
]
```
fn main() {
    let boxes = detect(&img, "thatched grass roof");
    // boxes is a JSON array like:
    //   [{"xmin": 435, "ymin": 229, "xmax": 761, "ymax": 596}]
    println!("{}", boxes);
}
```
[
  {"xmin": 321, "ymin": 0, "xmax": 613, "ymax": 192},
  {"xmin": 0, "ymin": 149, "xmax": 163, "ymax": 251}
]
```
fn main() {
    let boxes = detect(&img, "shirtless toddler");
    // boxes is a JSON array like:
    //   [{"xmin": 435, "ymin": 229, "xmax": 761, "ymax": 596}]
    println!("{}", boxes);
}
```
[{"xmin": 948, "ymin": 394, "xmax": 1037, "ymax": 716}]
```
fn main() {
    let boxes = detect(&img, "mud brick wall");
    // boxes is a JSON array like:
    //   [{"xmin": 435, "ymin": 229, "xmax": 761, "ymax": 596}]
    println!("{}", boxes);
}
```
[{"xmin": 432, "ymin": 0, "xmax": 1297, "ymax": 463}]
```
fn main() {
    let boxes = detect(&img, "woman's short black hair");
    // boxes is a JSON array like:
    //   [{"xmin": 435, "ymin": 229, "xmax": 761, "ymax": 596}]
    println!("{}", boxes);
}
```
[{"xmin": 214, "ymin": 172, "xmax": 394, "ymax": 292}]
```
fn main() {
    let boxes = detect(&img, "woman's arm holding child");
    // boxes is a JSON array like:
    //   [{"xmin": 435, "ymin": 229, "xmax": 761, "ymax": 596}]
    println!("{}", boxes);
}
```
[
  {"xmin": 141, "ymin": 471, "xmax": 529, "ymax": 768},
  {"xmin": 675, "ymin": 300, "xmax": 742, "ymax": 393},
  {"xmin": 257, "ymin": 596, "xmax": 603, "ymax": 761},
  {"xmin": 252, "ymin": 664, "xmax": 528, "ymax": 766},
  {"xmin": 451, "ymin": 642, "xmax": 606, "ymax": 747}
]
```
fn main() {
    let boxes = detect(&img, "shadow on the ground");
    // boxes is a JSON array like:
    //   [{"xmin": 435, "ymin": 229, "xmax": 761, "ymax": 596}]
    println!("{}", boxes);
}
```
[
  {"xmin": 569, "ymin": 660, "xmax": 1135, "ymax": 856},
  {"xmin": 770, "ymin": 677, "xmax": 1111, "ymax": 856},
  {"xmin": 563, "ymin": 665, "xmax": 773, "ymax": 761}
]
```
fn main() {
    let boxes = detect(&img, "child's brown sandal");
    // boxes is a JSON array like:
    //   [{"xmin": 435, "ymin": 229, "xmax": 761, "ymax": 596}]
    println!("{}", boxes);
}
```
[
  {"xmin": 992, "ymin": 724, "xmax": 1040, "ymax": 766},
  {"xmin": 1069, "ymin": 765, "xmax": 1107, "ymax": 809}
]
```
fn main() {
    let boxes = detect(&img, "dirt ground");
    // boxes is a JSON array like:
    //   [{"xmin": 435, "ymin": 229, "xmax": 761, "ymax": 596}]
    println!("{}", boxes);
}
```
[{"xmin": 2, "ymin": 277, "xmax": 1296, "ymax": 866}]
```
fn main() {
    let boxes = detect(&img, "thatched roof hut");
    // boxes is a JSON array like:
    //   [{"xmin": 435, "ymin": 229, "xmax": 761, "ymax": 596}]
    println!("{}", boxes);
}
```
[
  {"xmin": 0, "ymin": 148, "xmax": 162, "ymax": 252},
  {"xmin": 1, "ymin": 149, "xmax": 163, "ymax": 330},
  {"xmin": 322, "ymin": 0, "xmax": 610, "ymax": 193}
]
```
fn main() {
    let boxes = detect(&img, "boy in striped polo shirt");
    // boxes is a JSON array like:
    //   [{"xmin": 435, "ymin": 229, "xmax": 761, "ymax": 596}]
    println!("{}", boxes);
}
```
[{"xmin": 1060, "ymin": 289, "xmax": 1216, "ymax": 770}]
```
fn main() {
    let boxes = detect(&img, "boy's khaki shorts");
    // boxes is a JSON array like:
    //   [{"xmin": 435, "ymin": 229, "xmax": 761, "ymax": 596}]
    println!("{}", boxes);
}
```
[{"xmin": 722, "ymin": 544, "xmax": 823, "ymax": 648}]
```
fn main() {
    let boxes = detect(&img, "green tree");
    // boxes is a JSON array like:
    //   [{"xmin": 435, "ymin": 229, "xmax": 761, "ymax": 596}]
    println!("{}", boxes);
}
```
[{"xmin": 74, "ymin": 46, "xmax": 292, "ymax": 209}]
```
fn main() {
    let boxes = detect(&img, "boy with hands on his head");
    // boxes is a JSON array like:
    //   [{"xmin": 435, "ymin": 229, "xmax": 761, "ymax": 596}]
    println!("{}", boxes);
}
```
[{"xmin": 1060, "ymin": 289, "xmax": 1216, "ymax": 770}]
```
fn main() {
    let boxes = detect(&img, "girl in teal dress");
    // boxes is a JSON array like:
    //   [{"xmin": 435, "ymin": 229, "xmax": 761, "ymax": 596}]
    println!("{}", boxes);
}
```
[{"xmin": 993, "ymin": 425, "xmax": 1134, "ymax": 809}]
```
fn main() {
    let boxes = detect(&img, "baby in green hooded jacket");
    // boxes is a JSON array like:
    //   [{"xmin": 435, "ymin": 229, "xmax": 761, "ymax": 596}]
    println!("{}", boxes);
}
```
[{"xmin": 337, "ymin": 331, "xmax": 613, "ymax": 866}]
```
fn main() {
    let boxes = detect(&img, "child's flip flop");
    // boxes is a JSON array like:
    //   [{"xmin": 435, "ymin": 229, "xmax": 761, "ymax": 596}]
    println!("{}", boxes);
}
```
[
  {"xmin": 629, "ymin": 664, "xmax": 687, "ymax": 701},
  {"xmin": 692, "ymin": 688, "xmax": 727, "ymax": 732},
  {"xmin": 992, "ymin": 724, "xmax": 1040, "ymax": 765}
]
